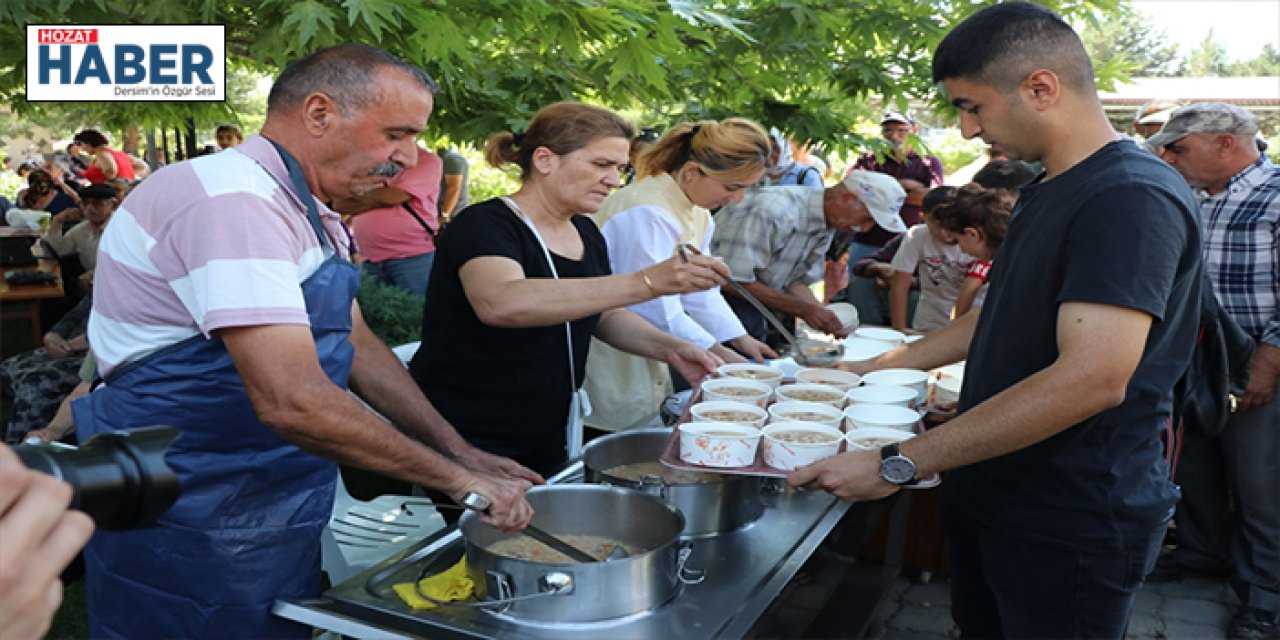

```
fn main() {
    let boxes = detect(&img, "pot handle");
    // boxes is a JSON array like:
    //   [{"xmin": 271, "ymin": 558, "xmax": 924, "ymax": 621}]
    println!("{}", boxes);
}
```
[{"xmin": 676, "ymin": 540, "xmax": 706, "ymax": 585}]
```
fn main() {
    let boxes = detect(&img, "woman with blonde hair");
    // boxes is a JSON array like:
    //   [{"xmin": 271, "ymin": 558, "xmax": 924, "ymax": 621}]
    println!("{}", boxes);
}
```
[
  {"xmin": 408, "ymin": 102, "xmax": 730, "ymax": 489},
  {"xmin": 585, "ymin": 118, "xmax": 778, "ymax": 432}
]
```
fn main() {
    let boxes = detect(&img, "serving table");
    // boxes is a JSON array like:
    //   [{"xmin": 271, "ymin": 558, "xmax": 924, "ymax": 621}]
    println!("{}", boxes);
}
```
[{"xmin": 274, "ymin": 461, "xmax": 911, "ymax": 639}]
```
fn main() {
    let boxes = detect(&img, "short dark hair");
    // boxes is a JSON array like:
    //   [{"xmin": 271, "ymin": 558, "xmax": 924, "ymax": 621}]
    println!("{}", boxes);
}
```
[
  {"xmin": 973, "ymin": 160, "xmax": 1037, "ymax": 191},
  {"xmin": 931, "ymin": 184, "xmax": 1016, "ymax": 252},
  {"xmin": 267, "ymin": 44, "xmax": 438, "ymax": 117},
  {"xmin": 215, "ymin": 124, "xmax": 242, "ymax": 137},
  {"xmin": 74, "ymin": 129, "xmax": 110, "ymax": 148},
  {"xmin": 922, "ymin": 185, "xmax": 959, "ymax": 215},
  {"xmin": 932, "ymin": 2, "xmax": 1094, "ymax": 94}
]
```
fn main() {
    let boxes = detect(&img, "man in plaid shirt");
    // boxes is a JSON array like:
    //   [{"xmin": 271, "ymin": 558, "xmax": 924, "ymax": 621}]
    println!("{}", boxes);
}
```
[{"xmin": 1150, "ymin": 102, "xmax": 1280, "ymax": 640}]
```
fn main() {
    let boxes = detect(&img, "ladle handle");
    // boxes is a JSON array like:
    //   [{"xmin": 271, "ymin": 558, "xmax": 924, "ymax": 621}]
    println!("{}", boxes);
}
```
[
  {"xmin": 676, "ymin": 244, "xmax": 807, "ymax": 363},
  {"xmin": 460, "ymin": 492, "xmax": 600, "ymax": 564}
]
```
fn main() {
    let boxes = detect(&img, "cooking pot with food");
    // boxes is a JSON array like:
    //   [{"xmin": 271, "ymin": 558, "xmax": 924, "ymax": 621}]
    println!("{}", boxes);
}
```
[
  {"xmin": 460, "ymin": 484, "xmax": 700, "ymax": 623},
  {"xmin": 582, "ymin": 428, "xmax": 765, "ymax": 537}
]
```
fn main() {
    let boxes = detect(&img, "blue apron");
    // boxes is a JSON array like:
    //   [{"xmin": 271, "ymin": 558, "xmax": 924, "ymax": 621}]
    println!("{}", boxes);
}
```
[{"xmin": 72, "ymin": 141, "xmax": 360, "ymax": 639}]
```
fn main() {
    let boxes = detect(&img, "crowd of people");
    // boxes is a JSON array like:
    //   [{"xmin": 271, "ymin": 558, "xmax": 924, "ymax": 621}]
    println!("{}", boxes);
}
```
[{"xmin": 1, "ymin": 3, "xmax": 1276, "ymax": 639}]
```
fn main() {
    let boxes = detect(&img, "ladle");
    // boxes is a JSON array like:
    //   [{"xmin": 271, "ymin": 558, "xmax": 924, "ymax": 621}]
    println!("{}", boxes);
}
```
[
  {"xmin": 461, "ymin": 492, "xmax": 600, "ymax": 563},
  {"xmin": 676, "ymin": 244, "xmax": 844, "ymax": 367}
]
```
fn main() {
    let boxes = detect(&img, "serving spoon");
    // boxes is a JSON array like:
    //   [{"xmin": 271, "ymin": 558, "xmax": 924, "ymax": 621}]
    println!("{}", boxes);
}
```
[
  {"xmin": 676, "ymin": 244, "xmax": 844, "ymax": 367},
  {"xmin": 461, "ymin": 492, "xmax": 629, "ymax": 562}
]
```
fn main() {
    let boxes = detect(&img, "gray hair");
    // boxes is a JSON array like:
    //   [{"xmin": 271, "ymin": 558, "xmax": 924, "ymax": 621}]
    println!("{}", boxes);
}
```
[{"xmin": 267, "ymin": 44, "xmax": 438, "ymax": 117}]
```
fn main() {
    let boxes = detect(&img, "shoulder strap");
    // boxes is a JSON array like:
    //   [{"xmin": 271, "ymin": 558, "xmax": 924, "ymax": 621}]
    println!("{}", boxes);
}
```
[{"xmin": 401, "ymin": 202, "xmax": 437, "ymax": 239}]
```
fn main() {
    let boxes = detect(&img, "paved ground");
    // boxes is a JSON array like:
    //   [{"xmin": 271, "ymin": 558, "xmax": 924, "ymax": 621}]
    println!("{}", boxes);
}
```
[{"xmin": 866, "ymin": 572, "xmax": 1240, "ymax": 640}]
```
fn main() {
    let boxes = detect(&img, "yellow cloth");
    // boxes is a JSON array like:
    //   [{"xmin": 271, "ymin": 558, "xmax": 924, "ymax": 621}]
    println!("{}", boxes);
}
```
[{"xmin": 392, "ymin": 557, "xmax": 474, "ymax": 610}]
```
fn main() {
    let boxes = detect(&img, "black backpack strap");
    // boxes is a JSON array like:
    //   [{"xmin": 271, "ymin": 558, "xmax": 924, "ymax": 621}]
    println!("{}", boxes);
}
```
[{"xmin": 401, "ymin": 201, "xmax": 437, "ymax": 239}]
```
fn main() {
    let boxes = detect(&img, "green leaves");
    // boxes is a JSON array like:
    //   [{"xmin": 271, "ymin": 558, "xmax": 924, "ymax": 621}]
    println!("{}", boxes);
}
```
[{"xmin": 280, "ymin": 0, "xmax": 339, "ymax": 49}]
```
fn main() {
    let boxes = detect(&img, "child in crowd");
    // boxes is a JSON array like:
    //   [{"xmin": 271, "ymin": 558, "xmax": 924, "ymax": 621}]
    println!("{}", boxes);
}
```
[
  {"xmin": 887, "ymin": 185, "xmax": 974, "ymax": 332},
  {"xmin": 930, "ymin": 184, "xmax": 1016, "ymax": 318}
]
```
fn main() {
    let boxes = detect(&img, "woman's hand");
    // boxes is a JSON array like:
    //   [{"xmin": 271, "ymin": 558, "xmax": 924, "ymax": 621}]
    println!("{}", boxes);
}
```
[
  {"xmin": 42, "ymin": 333, "xmax": 71, "ymax": 359},
  {"xmin": 666, "ymin": 342, "xmax": 724, "ymax": 387},
  {"xmin": 645, "ymin": 252, "xmax": 730, "ymax": 296},
  {"xmin": 728, "ymin": 335, "xmax": 778, "ymax": 363},
  {"xmin": 710, "ymin": 343, "xmax": 747, "ymax": 364}
]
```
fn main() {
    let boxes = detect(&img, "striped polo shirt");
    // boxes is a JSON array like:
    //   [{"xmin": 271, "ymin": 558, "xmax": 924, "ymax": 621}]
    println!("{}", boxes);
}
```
[{"xmin": 88, "ymin": 135, "xmax": 351, "ymax": 377}]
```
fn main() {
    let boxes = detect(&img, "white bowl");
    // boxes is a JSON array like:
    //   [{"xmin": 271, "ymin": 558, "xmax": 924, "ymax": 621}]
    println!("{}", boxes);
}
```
[
  {"xmin": 843, "ymin": 403, "xmax": 921, "ymax": 433},
  {"xmin": 825, "ymin": 302, "xmax": 859, "ymax": 332},
  {"xmin": 794, "ymin": 368, "xmax": 861, "ymax": 391},
  {"xmin": 700, "ymin": 378, "xmax": 772, "ymax": 407},
  {"xmin": 761, "ymin": 422, "xmax": 845, "ymax": 471},
  {"xmin": 689, "ymin": 400, "xmax": 768, "ymax": 428},
  {"xmin": 845, "ymin": 426, "xmax": 915, "ymax": 451},
  {"xmin": 845, "ymin": 384, "xmax": 918, "ymax": 409},
  {"xmin": 839, "ymin": 337, "xmax": 895, "ymax": 363},
  {"xmin": 854, "ymin": 327, "xmax": 907, "ymax": 345},
  {"xmin": 774, "ymin": 383, "xmax": 846, "ymax": 408},
  {"xmin": 679, "ymin": 422, "xmax": 761, "ymax": 468},
  {"xmin": 768, "ymin": 401, "xmax": 845, "ymax": 431},
  {"xmin": 717, "ymin": 363, "xmax": 785, "ymax": 389},
  {"xmin": 862, "ymin": 368, "xmax": 931, "ymax": 403},
  {"xmin": 934, "ymin": 376, "xmax": 962, "ymax": 406}
]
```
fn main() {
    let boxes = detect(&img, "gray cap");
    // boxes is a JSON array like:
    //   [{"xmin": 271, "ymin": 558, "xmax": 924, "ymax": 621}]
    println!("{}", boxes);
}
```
[{"xmin": 1145, "ymin": 102, "xmax": 1259, "ymax": 149}]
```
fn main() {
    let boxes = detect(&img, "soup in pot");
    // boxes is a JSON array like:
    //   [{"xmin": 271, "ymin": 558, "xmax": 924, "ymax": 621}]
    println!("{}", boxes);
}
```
[
  {"xmin": 487, "ymin": 534, "xmax": 643, "ymax": 563},
  {"xmin": 603, "ymin": 461, "xmax": 723, "ymax": 484}
]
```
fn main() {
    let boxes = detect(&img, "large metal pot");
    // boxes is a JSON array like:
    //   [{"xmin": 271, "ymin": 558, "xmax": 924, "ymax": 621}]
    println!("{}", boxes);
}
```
[
  {"xmin": 582, "ymin": 428, "xmax": 765, "ymax": 538},
  {"xmin": 460, "ymin": 484, "xmax": 699, "ymax": 623}
]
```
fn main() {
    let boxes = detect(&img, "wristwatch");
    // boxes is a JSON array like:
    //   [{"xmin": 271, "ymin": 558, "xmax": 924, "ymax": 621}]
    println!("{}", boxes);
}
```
[{"xmin": 879, "ymin": 443, "xmax": 918, "ymax": 486}]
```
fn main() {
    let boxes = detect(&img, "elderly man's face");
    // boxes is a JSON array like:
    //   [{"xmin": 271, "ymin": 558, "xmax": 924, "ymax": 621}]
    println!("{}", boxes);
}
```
[
  {"xmin": 82, "ymin": 197, "xmax": 115, "ymax": 226},
  {"xmin": 826, "ymin": 190, "xmax": 874, "ymax": 233},
  {"xmin": 881, "ymin": 123, "xmax": 911, "ymax": 149},
  {"xmin": 315, "ymin": 66, "xmax": 433, "ymax": 201},
  {"xmin": 1157, "ymin": 133, "xmax": 1222, "ymax": 190}
]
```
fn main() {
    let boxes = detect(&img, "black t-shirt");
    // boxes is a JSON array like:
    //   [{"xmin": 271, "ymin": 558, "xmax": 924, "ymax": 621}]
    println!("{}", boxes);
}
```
[
  {"xmin": 947, "ymin": 141, "xmax": 1202, "ymax": 551},
  {"xmin": 408, "ymin": 199, "xmax": 609, "ymax": 472}
]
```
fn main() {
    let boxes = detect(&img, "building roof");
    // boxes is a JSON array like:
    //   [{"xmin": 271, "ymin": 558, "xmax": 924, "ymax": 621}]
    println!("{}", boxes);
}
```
[{"xmin": 1099, "ymin": 76, "xmax": 1280, "ymax": 111}]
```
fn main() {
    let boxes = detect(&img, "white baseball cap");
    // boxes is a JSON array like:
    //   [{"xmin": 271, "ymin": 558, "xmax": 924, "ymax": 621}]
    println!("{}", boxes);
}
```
[{"xmin": 841, "ymin": 170, "xmax": 907, "ymax": 233}]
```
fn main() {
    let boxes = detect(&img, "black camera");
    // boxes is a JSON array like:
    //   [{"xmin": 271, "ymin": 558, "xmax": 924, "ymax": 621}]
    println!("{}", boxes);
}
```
[{"xmin": 14, "ymin": 426, "xmax": 181, "ymax": 531}]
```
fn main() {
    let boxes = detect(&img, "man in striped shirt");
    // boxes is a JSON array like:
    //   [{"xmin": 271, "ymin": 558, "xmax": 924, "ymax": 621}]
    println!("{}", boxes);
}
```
[{"xmin": 1152, "ymin": 101, "xmax": 1280, "ymax": 640}]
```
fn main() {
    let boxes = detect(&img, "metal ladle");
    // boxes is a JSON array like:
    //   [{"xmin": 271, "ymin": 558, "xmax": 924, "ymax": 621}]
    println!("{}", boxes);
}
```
[{"xmin": 676, "ymin": 244, "xmax": 844, "ymax": 367}]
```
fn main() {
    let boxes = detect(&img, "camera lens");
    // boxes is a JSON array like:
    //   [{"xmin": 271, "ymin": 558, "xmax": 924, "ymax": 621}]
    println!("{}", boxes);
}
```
[{"xmin": 15, "ymin": 426, "xmax": 181, "ymax": 531}]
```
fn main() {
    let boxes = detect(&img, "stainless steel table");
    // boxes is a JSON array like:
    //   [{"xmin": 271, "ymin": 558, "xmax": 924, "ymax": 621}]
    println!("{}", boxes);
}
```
[{"xmin": 274, "ymin": 461, "xmax": 892, "ymax": 639}]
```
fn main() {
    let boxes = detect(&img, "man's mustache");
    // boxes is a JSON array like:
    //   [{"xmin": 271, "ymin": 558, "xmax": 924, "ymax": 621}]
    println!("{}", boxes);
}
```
[{"xmin": 368, "ymin": 161, "xmax": 403, "ymax": 178}]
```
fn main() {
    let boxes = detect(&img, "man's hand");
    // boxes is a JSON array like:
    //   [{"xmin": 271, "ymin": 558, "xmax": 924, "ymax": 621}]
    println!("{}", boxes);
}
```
[
  {"xmin": 49, "ymin": 209, "xmax": 83, "ymax": 229},
  {"xmin": 786, "ymin": 448, "xmax": 899, "ymax": 502},
  {"xmin": 452, "ymin": 474, "xmax": 536, "ymax": 532},
  {"xmin": 800, "ymin": 305, "xmax": 845, "ymax": 335},
  {"xmin": 454, "ymin": 446, "xmax": 544, "ymax": 486},
  {"xmin": 1239, "ymin": 343, "xmax": 1280, "ymax": 412},
  {"xmin": 0, "ymin": 446, "xmax": 94, "ymax": 640}
]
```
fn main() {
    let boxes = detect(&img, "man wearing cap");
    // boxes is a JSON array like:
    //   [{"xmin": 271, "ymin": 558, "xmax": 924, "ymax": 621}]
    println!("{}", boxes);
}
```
[
  {"xmin": 43, "ymin": 183, "xmax": 117, "ymax": 272},
  {"xmin": 710, "ymin": 170, "xmax": 906, "ymax": 344},
  {"xmin": 1133, "ymin": 99, "xmax": 1183, "ymax": 141},
  {"xmin": 845, "ymin": 112, "xmax": 945, "ymax": 272},
  {"xmin": 1149, "ymin": 101, "xmax": 1280, "ymax": 639}
]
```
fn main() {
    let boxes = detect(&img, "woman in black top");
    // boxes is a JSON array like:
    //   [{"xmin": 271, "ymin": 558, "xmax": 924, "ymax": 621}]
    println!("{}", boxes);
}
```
[{"xmin": 409, "ymin": 102, "xmax": 730, "ymax": 480}]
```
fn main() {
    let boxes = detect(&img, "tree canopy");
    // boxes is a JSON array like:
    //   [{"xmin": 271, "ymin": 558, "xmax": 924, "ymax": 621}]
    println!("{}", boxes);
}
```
[{"xmin": 2, "ymin": 0, "xmax": 1122, "ymax": 150}]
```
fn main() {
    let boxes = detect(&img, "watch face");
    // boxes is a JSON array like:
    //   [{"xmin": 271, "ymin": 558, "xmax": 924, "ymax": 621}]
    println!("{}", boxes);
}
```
[{"xmin": 880, "ymin": 457, "xmax": 916, "ymax": 485}]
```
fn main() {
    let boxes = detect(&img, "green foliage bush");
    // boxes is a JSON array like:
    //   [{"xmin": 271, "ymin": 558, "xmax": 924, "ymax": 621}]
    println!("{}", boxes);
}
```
[{"xmin": 356, "ymin": 273, "xmax": 423, "ymax": 347}]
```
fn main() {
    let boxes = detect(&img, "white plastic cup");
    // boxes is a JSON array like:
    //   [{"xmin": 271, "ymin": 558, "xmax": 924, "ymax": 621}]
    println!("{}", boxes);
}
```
[
  {"xmin": 761, "ymin": 422, "xmax": 844, "ymax": 471},
  {"xmin": 854, "ymin": 327, "xmax": 907, "ymax": 346},
  {"xmin": 700, "ymin": 378, "xmax": 772, "ymax": 407},
  {"xmin": 689, "ymin": 400, "xmax": 768, "ymax": 429},
  {"xmin": 679, "ymin": 422, "xmax": 761, "ymax": 468},
  {"xmin": 768, "ymin": 401, "xmax": 844, "ymax": 431},
  {"xmin": 794, "ymin": 368, "xmax": 861, "ymax": 392},
  {"xmin": 774, "ymin": 382, "xmax": 846, "ymax": 408},
  {"xmin": 716, "ymin": 363, "xmax": 785, "ymax": 389},
  {"xmin": 862, "ymin": 368, "xmax": 931, "ymax": 404},
  {"xmin": 825, "ymin": 302, "xmax": 859, "ymax": 332},
  {"xmin": 845, "ymin": 384, "xmax": 919, "ymax": 409},
  {"xmin": 843, "ymin": 403, "xmax": 921, "ymax": 433},
  {"xmin": 845, "ymin": 426, "xmax": 915, "ymax": 451}
]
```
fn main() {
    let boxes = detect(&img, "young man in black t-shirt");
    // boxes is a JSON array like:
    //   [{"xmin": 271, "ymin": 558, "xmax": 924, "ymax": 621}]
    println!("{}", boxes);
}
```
[{"xmin": 788, "ymin": 4, "xmax": 1203, "ymax": 638}]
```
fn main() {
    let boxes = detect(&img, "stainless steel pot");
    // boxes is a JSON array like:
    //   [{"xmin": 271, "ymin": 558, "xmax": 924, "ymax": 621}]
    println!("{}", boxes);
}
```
[
  {"xmin": 582, "ymin": 428, "xmax": 765, "ymax": 538},
  {"xmin": 459, "ymin": 484, "xmax": 700, "ymax": 623}
]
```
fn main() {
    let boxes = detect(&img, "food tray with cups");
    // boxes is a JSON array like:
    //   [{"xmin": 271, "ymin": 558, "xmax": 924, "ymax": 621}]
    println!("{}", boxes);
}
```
[{"xmin": 659, "ymin": 383, "xmax": 941, "ymax": 487}]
